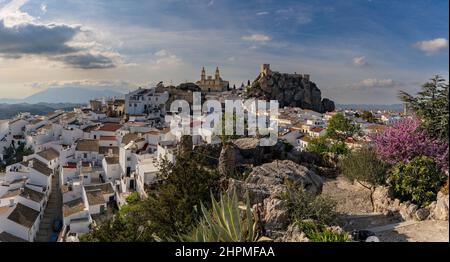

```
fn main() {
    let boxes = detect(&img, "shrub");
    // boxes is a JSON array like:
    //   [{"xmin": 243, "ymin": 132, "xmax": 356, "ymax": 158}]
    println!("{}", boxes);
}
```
[
  {"xmin": 283, "ymin": 141, "xmax": 294, "ymax": 152},
  {"xmin": 295, "ymin": 220, "xmax": 350, "ymax": 242},
  {"xmin": 373, "ymin": 117, "xmax": 449, "ymax": 173},
  {"xmin": 329, "ymin": 141, "xmax": 349, "ymax": 155},
  {"xmin": 339, "ymin": 147, "xmax": 388, "ymax": 186},
  {"xmin": 126, "ymin": 192, "xmax": 141, "ymax": 205},
  {"xmin": 282, "ymin": 186, "xmax": 337, "ymax": 225},
  {"xmin": 183, "ymin": 192, "xmax": 270, "ymax": 242},
  {"xmin": 390, "ymin": 156, "xmax": 445, "ymax": 207},
  {"xmin": 307, "ymin": 136, "xmax": 329, "ymax": 155}
]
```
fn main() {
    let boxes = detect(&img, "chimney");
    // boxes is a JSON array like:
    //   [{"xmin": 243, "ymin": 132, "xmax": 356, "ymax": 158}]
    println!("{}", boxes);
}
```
[{"xmin": 28, "ymin": 160, "xmax": 34, "ymax": 168}]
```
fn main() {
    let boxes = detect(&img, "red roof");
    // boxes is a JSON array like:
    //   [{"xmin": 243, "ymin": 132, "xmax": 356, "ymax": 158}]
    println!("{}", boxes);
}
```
[
  {"xmin": 100, "ymin": 136, "xmax": 117, "ymax": 141},
  {"xmin": 98, "ymin": 123, "xmax": 122, "ymax": 132},
  {"xmin": 310, "ymin": 127, "xmax": 324, "ymax": 133}
]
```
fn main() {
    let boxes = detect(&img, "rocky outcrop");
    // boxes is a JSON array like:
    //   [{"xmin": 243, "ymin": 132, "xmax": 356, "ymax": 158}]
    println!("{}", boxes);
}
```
[
  {"xmin": 373, "ymin": 186, "xmax": 449, "ymax": 221},
  {"xmin": 245, "ymin": 160, "xmax": 323, "ymax": 197},
  {"xmin": 218, "ymin": 143, "xmax": 237, "ymax": 177},
  {"xmin": 245, "ymin": 71, "xmax": 335, "ymax": 113},
  {"xmin": 227, "ymin": 160, "xmax": 324, "ymax": 238},
  {"xmin": 433, "ymin": 192, "xmax": 449, "ymax": 220},
  {"xmin": 275, "ymin": 224, "xmax": 310, "ymax": 242}
]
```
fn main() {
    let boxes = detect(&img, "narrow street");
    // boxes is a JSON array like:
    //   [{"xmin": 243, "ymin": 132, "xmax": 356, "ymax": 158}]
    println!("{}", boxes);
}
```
[{"xmin": 36, "ymin": 171, "xmax": 62, "ymax": 242}]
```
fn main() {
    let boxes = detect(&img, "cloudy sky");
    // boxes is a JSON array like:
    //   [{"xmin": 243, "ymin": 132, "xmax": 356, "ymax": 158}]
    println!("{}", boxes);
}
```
[{"xmin": 0, "ymin": 0, "xmax": 448, "ymax": 104}]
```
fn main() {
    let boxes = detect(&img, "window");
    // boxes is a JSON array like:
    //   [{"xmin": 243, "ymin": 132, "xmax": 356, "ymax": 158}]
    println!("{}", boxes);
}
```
[{"xmin": 84, "ymin": 153, "xmax": 87, "ymax": 158}]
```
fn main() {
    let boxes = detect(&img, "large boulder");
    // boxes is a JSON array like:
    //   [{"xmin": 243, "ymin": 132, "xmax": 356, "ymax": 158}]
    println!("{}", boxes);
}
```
[
  {"xmin": 246, "ymin": 160, "xmax": 323, "ymax": 196},
  {"xmin": 433, "ymin": 192, "xmax": 449, "ymax": 221},
  {"xmin": 218, "ymin": 143, "xmax": 238, "ymax": 177},
  {"xmin": 263, "ymin": 197, "xmax": 290, "ymax": 232},
  {"xmin": 373, "ymin": 186, "xmax": 395, "ymax": 213},
  {"xmin": 232, "ymin": 138, "xmax": 263, "ymax": 165},
  {"xmin": 275, "ymin": 224, "xmax": 310, "ymax": 242},
  {"xmin": 228, "ymin": 160, "xmax": 323, "ymax": 205}
]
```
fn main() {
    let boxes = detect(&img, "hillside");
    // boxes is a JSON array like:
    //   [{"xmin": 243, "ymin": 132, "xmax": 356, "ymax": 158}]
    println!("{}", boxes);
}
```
[
  {"xmin": 0, "ymin": 87, "xmax": 124, "ymax": 104},
  {"xmin": 0, "ymin": 103, "xmax": 85, "ymax": 119}
]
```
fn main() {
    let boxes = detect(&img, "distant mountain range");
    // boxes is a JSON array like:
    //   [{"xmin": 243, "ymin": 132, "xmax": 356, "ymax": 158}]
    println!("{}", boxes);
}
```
[
  {"xmin": 0, "ymin": 103, "xmax": 86, "ymax": 120},
  {"xmin": 0, "ymin": 87, "xmax": 124, "ymax": 104},
  {"xmin": 337, "ymin": 104, "xmax": 404, "ymax": 112}
]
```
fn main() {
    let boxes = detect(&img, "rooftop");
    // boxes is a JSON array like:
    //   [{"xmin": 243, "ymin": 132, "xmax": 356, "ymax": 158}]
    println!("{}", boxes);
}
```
[
  {"xmin": 37, "ymin": 148, "xmax": 60, "ymax": 161},
  {"xmin": 85, "ymin": 190, "xmax": 106, "ymax": 206},
  {"xmin": 20, "ymin": 187, "xmax": 45, "ymax": 203},
  {"xmin": 310, "ymin": 127, "xmax": 324, "ymax": 133},
  {"xmin": 21, "ymin": 158, "xmax": 53, "ymax": 176},
  {"xmin": 99, "ymin": 146, "xmax": 119, "ymax": 155},
  {"xmin": 83, "ymin": 125, "xmax": 100, "ymax": 133},
  {"xmin": 98, "ymin": 123, "xmax": 122, "ymax": 132},
  {"xmin": 100, "ymin": 136, "xmax": 117, "ymax": 141},
  {"xmin": 0, "ymin": 231, "xmax": 27, "ymax": 242},
  {"xmin": 84, "ymin": 183, "xmax": 115, "ymax": 195},
  {"xmin": 0, "ymin": 188, "xmax": 21, "ymax": 199},
  {"xmin": 76, "ymin": 139, "xmax": 99, "ymax": 152},
  {"xmin": 104, "ymin": 156, "xmax": 119, "ymax": 165},
  {"xmin": 7, "ymin": 203, "xmax": 40, "ymax": 229},
  {"xmin": 63, "ymin": 198, "xmax": 86, "ymax": 217},
  {"xmin": 121, "ymin": 133, "xmax": 139, "ymax": 145}
]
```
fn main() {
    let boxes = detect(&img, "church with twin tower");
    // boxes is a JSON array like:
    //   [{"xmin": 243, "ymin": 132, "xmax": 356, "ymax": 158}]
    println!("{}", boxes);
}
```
[{"xmin": 196, "ymin": 66, "xmax": 229, "ymax": 93}]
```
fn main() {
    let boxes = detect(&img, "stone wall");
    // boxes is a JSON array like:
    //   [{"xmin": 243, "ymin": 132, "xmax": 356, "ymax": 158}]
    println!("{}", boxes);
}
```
[{"xmin": 373, "ymin": 186, "xmax": 449, "ymax": 221}]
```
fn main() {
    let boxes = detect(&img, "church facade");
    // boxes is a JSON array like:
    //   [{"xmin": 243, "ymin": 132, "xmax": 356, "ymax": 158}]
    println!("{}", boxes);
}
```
[{"xmin": 196, "ymin": 67, "xmax": 229, "ymax": 93}]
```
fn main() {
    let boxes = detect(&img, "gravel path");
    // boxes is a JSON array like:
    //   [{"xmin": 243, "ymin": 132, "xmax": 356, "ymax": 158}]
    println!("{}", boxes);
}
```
[{"xmin": 322, "ymin": 175, "xmax": 449, "ymax": 242}]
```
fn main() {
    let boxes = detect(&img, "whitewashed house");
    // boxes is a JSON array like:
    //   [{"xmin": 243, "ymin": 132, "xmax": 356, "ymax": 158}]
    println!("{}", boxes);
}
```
[
  {"xmin": 75, "ymin": 139, "xmax": 100, "ymax": 166},
  {"xmin": 102, "ymin": 156, "xmax": 120, "ymax": 183},
  {"xmin": 125, "ymin": 87, "xmax": 169, "ymax": 116}
]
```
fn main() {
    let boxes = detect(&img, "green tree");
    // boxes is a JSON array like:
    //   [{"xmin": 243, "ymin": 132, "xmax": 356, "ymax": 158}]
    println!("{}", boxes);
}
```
[
  {"xmin": 361, "ymin": 111, "xmax": 376, "ymax": 123},
  {"xmin": 326, "ymin": 113, "xmax": 359, "ymax": 140},
  {"xmin": 339, "ymin": 147, "xmax": 389, "ymax": 210},
  {"xmin": 399, "ymin": 75, "xmax": 449, "ymax": 141},
  {"xmin": 390, "ymin": 156, "xmax": 445, "ymax": 207},
  {"xmin": 307, "ymin": 136, "xmax": 329, "ymax": 155},
  {"xmin": 82, "ymin": 148, "xmax": 221, "ymax": 242},
  {"xmin": 329, "ymin": 141, "xmax": 349, "ymax": 155},
  {"xmin": 144, "ymin": 149, "xmax": 221, "ymax": 239}
]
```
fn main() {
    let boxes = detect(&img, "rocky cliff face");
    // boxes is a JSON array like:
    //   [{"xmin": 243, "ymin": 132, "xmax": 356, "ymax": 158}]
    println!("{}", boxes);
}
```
[{"xmin": 245, "ymin": 71, "xmax": 335, "ymax": 113}]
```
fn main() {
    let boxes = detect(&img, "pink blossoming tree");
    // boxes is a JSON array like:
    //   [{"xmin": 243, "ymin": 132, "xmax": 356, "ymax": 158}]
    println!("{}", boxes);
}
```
[{"xmin": 373, "ymin": 117, "xmax": 449, "ymax": 173}]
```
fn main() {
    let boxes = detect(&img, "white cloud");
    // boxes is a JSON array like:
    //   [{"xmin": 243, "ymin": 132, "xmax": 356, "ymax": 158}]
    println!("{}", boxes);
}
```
[
  {"xmin": 0, "ymin": 0, "xmax": 34, "ymax": 26},
  {"xmin": 256, "ymin": 11, "xmax": 269, "ymax": 16},
  {"xmin": 40, "ymin": 3, "xmax": 47, "ymax": 14},
  {"xmin": 353, "ymin": 56, "xmax": 368, "ymax": 67},
  {"xmin": 152, "ymin": 49, "xmax": 182, "ymax": 67},
  {"xmin": 414, "ymin": 38, "xmax": 448, "ymax": 55},
  {"xmin": 241, "ymin": 34, "xmax": 271, "ymax": 42},
  {"xmin": 0, "ymin": 0, "xmax": 121, "ymax": 69},
  {"xmin": 352, "ymin": 78, "xmax": 397, "ymax": 90}
]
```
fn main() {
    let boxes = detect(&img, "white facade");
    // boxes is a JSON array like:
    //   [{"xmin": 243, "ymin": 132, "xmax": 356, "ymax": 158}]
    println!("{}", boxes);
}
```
[{"xmin": 125, "ymin": 87, "xmax": 169, "ymax": 116}]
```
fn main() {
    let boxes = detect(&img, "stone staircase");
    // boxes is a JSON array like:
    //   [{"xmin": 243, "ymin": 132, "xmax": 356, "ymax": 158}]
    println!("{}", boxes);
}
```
[{"xmin": 35, "ymin": 171, "xmax": 62, "ymax": 242}]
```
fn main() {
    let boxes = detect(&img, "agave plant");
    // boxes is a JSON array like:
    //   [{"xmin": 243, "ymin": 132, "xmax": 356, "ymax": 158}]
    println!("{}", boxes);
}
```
[{"xmin": 183, "ymin": 191, "xmax": 270, "ymax": 242}]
